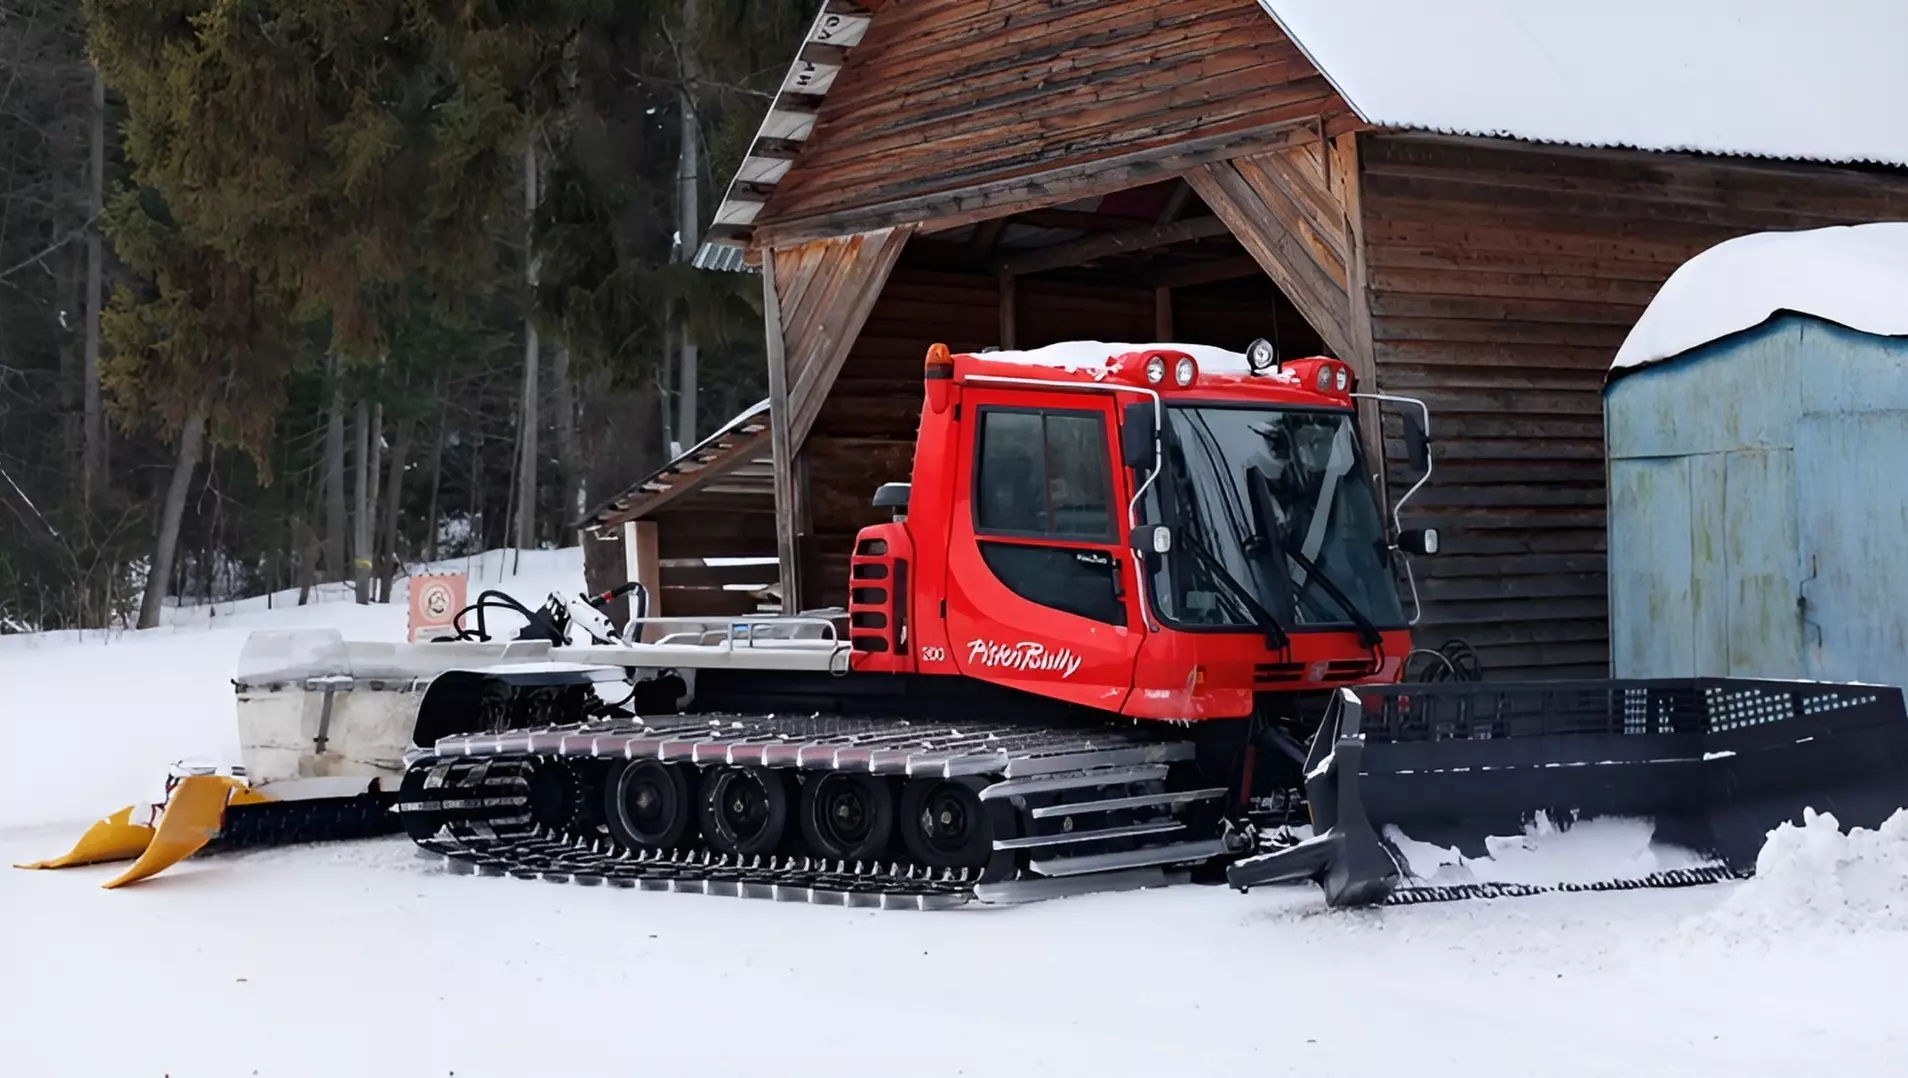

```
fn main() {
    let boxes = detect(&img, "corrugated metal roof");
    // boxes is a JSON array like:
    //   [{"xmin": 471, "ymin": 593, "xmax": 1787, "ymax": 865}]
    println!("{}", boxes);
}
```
[
  {"xmin": 692, "ymin": 242, "xmax": 756, "ymax": 273},
  {"xmin": 1259, "ymin": 0, "xmax": 1908, "ymax": 169}
]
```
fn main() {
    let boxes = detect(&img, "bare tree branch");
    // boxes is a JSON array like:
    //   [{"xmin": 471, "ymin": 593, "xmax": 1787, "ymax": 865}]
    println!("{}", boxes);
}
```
[{"xmin": 0, "ymin": 208, "xmax": 97, "ymax": 282}]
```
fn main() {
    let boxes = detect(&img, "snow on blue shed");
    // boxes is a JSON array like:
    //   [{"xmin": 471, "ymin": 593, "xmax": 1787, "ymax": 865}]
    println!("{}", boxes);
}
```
[{"xmin": 1604, "ymin": 223, "xmax": 1908, "ymax": 687}]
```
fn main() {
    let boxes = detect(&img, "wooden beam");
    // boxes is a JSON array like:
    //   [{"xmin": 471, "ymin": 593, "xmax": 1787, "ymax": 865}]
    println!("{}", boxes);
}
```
[
  {"xmin": 725, "ymin": 180, "xmax": 780, "ymax": 205},
  {"xmin": 797, "ymin": 41, "xmax": 852, "ymax": 67},
  {"xmin": 781, "ymin": 225, "xmax": 914, "ymax": 453},
  {"xmin": 749, "ymin": 137, "xmax": 805, "ymax": 161},
  {"xmin": 1156, "ymin": 180, "xmax": 1194, "ymax": 224},
  {"xmin": 1147, "ymin": 255, "xmax": 1265, "ymax": 289},
  {"xmin": 754, "ymin": 115, "xmax": 1324, "ymax": 247},
  {"xmin": 1336, "ymin": 132, "xmax": 1386, "ymax": 501},
  {"xmin": 1239, "ymin": 148, "xmax": 1351, "ymax": 277},
  {"xmin": 964, "ymin": 217, "xmax": 1009, "ymax": 264},
  {"xmin": 773, "ymin": 92, "xmax": 825, "ymax": 115},
  {"xmin": 1185, "ymin": 161, "xmax": 1355, "ymax": 359},
  {"xmin": 761, "ymin": 252, "xmax": 802, "ymax": 615},
  {"xmin": 1014, "ymin": 208, "xmax": 1154, "ymax": 233},
  {"xmin": 988, "ymin": 215, "xmax": 1232, "ymax": 276}
]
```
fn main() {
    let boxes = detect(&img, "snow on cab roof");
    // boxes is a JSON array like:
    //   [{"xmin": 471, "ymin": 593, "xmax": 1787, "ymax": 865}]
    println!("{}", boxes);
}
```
[
  {"xmin": 966, "ymin": 341, "xmax": 1301, "ymax": 382},
  {"xmin": 1261, "ymin": 0, "xmax": 1908, "ymax": 168},
  {"xmin": 1611, "ymin": 222, "xmax": 1908, "ymax": 373}
]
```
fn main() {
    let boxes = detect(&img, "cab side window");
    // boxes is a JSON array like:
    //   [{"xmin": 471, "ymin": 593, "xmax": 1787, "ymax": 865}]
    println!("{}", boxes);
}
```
[
  {"xmin": 974, "ymin": 408, "xmax": 1114, "ymax": 541},
  {"xmin": 973, "ymin": 406, "xmax": 1123, "ymax": 625}
]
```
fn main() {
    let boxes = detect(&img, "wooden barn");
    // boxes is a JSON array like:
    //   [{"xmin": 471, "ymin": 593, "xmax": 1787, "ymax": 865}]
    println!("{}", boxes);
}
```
[{"xmin": 670, "ymin": 0, "xmax": 1908, "ymax": 679}]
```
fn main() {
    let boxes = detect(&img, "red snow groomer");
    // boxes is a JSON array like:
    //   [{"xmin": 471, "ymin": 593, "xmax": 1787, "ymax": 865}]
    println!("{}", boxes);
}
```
[{"xmin": 393, "ymin": 340, "xmax": 1908, "ymax": 909}]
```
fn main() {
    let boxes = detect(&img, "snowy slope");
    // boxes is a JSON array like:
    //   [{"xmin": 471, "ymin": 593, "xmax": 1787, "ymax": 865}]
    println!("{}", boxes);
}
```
[{"xmin": 3, "ymin": 550, "xmax": 1906, "ymax": 1077}]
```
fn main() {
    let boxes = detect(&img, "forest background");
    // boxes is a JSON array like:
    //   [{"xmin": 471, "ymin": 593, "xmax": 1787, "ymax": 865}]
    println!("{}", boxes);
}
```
[{"xmin": 0, "ymin": 0, "xmax": 807, "ymax": 630}]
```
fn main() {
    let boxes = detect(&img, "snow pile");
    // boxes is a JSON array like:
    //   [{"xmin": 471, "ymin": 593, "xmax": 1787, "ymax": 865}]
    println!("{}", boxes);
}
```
[
  {"xmin": 1386, "ymin": 812, "xmax": 1711, "ymax": 887},
  {"xmin": 1611, "ymin": 222, "xmax": 1908, "ymax": 372},
  {"xmin": 1695, "ymin": 808, "xmax": 1908, "ymax": 938}
]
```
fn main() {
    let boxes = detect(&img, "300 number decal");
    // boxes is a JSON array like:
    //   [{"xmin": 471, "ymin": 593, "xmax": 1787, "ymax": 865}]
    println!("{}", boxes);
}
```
[{"xmin": 919, "ymin": 646, "xmax": 947, "ymax": 663}]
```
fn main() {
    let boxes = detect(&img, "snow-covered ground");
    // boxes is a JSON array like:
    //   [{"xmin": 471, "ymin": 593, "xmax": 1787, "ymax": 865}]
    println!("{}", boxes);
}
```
[{"xmin": 3, "ymin": 548, "xmax": 1905, "ymax": 1077}]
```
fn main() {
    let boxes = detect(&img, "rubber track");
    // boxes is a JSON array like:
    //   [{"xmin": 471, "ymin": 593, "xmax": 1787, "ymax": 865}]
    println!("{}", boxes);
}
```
[
  {"xmin": 418, "ymin": 828, "xmax": 977, "ymax": 909},
  {"xmin": 405, "ymin": 752, "xmax": 1005, "ymax": 908},
  {"xmin": 1380, "ymin": 864, "xmax": 1753, "ymax": 906},
  {"xmin": 400, "ymin": 712, "xmax": 1220, "ymax": 907}
]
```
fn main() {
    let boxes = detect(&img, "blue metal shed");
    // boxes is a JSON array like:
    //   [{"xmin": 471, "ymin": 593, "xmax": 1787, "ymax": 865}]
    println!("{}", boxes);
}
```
[{"xmin": 1605, "ymin": 312, "xmax": 1908, "ymax": 687}]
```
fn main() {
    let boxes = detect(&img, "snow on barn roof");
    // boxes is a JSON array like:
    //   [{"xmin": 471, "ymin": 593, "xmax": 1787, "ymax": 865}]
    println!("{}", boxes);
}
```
[
  {"xmin": 1611, "ymin": 222, "xmax": 1908, "ymax": 373},
  {"xmin": 1259, "ymin": 0, "xmax": 1908, "ymax": 168}
]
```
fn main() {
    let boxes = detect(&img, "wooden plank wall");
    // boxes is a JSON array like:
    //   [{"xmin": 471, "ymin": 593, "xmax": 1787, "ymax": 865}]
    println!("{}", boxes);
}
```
[
  {"xmin": 757, "ymin": 0, "xmax": 1355, "ymax": 241},
  {"xmin": 1357, "ymin": 133, "xmax": 1908, "ymax": 679}
]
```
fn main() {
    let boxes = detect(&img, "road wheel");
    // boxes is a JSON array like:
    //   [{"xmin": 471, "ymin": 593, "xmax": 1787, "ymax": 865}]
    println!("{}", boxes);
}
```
[
  {"xmin": 697, "ymin": 765, "xmax": 788, "ymax": 857},
  {"xmin": 604, "ymin": 759, "xmax": 695, "ymax": 850},
  {"xmin": 800, "ymin": 773, "xmax": 895, "ymax": 862},
  {"xmin": 899, "ymin": 776, "xmax": 992, "ymax": 868}
]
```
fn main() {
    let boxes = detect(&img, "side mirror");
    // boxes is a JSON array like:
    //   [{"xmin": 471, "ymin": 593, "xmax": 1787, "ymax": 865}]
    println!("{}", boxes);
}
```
[
  {"xmin": 1404, "ymin": 412, "xmax": 1430, "ymax": 474},
  {"xmin": 1130, "ymin": 524, "xmax": 1173, "ymax": 558},
  {"xmin": 1397, "ymin": 527, "xmax": 1439, "ymax": 556},
  {"xmin": 1121, "ymin": 401, "xmax": 1157, "ymax": 471}
]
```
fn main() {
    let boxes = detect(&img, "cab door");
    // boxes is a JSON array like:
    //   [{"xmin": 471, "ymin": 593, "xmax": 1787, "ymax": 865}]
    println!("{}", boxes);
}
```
[{"xmin": 942, "ymin": 390, "xmax": 1143, "ymax": 712}]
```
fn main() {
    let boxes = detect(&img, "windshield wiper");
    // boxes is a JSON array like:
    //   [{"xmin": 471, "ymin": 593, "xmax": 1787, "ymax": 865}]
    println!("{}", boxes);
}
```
[
  {"xmin": 1280, "ymin": 540, "xmax": 1383, "ymax": 649},
  {"xmin": 1174, "ymin": 527, "xmax": 1291, "ymax": 651},
  {"xmin": 1246, "ymin": 465, "xmax": 1383, "ymax": 649}
]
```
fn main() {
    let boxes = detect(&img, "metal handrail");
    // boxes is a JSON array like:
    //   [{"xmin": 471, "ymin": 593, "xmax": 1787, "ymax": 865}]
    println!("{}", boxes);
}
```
[{"xmin": 616, "ymin": 613, "xmax": 846, "ymax": 651}]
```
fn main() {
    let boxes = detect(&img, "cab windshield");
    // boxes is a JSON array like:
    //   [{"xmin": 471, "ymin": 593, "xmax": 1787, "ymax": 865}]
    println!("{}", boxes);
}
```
[{"xmin": 1140, "ymin": 404, "xmax": 1406, "ymax": 631}]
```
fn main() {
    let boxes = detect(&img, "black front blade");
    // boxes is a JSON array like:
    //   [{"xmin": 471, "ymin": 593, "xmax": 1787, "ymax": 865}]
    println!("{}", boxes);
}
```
[{"xmin": 1231, "ymin": 679, "xmax": 1908, "ymax": 908}]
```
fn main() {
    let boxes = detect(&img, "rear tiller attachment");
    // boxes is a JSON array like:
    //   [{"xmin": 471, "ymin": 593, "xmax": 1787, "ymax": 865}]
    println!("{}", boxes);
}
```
[{"xmin": 1231, "ymin": 677, "xmax": 1908, "ymax": 906}]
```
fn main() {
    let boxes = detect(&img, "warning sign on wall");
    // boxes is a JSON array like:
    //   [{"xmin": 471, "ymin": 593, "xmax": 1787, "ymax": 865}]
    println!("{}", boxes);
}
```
[{"xmin": 408, "ymin": 573, "xmax": 467, "ymax": 642}]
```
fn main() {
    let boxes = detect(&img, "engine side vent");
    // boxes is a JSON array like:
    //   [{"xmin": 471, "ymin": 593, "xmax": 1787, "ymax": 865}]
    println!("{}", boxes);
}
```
[{"xmin": 847, "ymin": 522, "xmax": 909, "ymax": 667}]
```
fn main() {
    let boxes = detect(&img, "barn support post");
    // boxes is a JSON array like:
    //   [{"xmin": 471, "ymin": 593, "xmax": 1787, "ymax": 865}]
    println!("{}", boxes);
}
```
[
  {"xmin": 762, "ymin": 250, "xmax": 803, "ymax": 614},
  {"xmin": 1333, "ymin": 132, "xmax": 1388, "ymax": 507},
  {"xmin": 622, "ymin": 520, "xmax": 661, "ymax": 641}
]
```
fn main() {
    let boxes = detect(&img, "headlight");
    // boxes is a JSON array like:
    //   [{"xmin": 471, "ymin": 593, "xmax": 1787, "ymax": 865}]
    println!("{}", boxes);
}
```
[
  {"xmin": 1246, "ymin": 338, "xmax": 1276, "ymax": 373},
  {"xmin": 1316, "ymin": 366, "xmax": 1332, "ymax": 392},
  {"xmin": 1335, "ymin": 366, "xmax": 1348, "ymax": 391},
  {"xmin": 1145, "ymin": 356, "xmax": 1166, "ymax": 385},
  {"xmin": 1174, "ymin": 356, "xmax": 1196, "ymax": 387}
]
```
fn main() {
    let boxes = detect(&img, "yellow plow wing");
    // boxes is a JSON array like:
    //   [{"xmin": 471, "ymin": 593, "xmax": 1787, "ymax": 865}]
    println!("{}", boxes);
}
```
[
  {"xmin": 13, "ymin": 775, "xmax": 273, "ymax": 887},
  {"xmin": 13, "ymin": 805, "xmax": 155, "ymax": 870}
]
